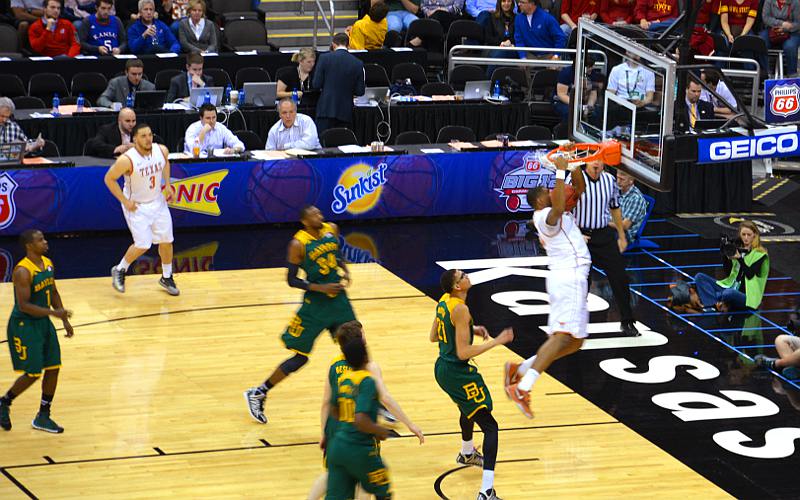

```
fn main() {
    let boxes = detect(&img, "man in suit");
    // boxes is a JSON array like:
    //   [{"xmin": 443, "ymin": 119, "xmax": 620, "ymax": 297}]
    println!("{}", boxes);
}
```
[
  {"xmin": 97, "ymin": 59, "xmax": 155, "ymax": 108},
  {"xmin": 166, "ymin": 51, "xmax": 214, "ymax": 102},
  {"xmin": 85, "ymin": 108, "xmax": 137, "ymax": 158},
  {"xmin": 312, "ymin": 33, "xmax": 365, "ymax": 135},
  {"xmin": 678, "ymin": 80, "xmax": 715, "ymax": 133}
]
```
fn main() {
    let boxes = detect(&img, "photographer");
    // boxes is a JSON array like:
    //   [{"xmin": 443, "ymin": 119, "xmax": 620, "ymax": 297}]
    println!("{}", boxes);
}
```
[{"xmin": 693, "ymin": 220, "xmax": 769, "ymax": 312}]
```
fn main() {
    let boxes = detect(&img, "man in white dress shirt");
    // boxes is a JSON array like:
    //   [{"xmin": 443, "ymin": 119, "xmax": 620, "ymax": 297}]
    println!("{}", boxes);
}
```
[
  {"xmin": 607, "ymin": 54, "xmax": 656, "ymax": 108},
  {"xmin": 265, "ymin": 98, "xmax": 321, "ymax": 151},
  {"xmin": 183, "ymin": 103, "xmax": 244, "ymax": 155}
]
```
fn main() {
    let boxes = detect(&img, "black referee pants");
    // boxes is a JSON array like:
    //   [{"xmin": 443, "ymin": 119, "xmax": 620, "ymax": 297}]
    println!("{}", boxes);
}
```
[{"xmin": 585, "ymin": 226, "xmax": 634, "ymax": 324}]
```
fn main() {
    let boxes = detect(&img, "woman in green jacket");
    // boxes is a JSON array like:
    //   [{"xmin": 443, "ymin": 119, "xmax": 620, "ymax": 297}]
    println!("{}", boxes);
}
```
[{"xmin": 694, "ymin": 220, "xmax": 769, "ymax": 311}]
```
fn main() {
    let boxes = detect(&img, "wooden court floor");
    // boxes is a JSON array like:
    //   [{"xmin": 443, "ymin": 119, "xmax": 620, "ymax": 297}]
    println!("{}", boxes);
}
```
[{"xmin": 0, "ymin": 264, "xmax": 729, "ymax": 499}]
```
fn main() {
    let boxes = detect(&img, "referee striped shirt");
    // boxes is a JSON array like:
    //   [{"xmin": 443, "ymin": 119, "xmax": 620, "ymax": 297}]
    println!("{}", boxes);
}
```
[{"xmin": 568, "ymin": 169, "xmax": 620, "ymax": 230}]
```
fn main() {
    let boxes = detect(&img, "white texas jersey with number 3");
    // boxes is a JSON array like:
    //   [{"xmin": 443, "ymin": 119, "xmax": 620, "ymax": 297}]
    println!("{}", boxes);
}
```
[
  {"xmin": 533, "ymin": 207, "xmax": 591, "ymax": 270},
  {"xmin": 123, "ymin": 145, "xmax": 166, "ymax": 203}
]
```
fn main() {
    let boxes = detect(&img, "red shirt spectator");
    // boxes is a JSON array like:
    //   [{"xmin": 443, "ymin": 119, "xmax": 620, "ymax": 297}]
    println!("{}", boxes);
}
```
[
  {"xmin": 635, "ymin": 0, "xmax": 678, "ymax": 22},
  {"xmin": 28, "ymin": 0, "xmax": 80, "ymax": 57},
  {"xmin": 561, "ymin": 0, "xmax": 600, "ymax": 28},
  {"xmin": 696, "ymin": 0, "xmax": 721, "ymax": 25},
  {"xmin": 720, "ymin": 0, "xmax": 758, "ymax": 26},
  {"xmin": 599, "ymin": 0, "xmax": 635, "ymax": 24}
]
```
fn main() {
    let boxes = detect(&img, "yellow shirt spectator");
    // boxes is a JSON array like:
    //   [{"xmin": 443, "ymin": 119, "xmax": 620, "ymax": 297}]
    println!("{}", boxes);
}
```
[{"xmin": 349, "ymin": 3, "xmax": 389, "ymax": 50}]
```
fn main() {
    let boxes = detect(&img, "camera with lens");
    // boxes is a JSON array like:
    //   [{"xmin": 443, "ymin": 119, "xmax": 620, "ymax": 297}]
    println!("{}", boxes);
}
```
[{"xmin": 720, "ymin": 234, "xmax": 744, "ymax": 258}]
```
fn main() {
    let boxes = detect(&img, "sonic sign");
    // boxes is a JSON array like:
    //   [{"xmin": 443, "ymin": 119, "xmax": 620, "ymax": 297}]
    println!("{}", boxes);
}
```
[{"xmin": 765, "ymin": 78, "xmax": 800, "ymax": 123}]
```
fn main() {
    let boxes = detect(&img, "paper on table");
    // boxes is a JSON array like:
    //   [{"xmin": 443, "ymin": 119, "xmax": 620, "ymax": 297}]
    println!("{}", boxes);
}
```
[
  {"xmin": 348, "ymin": 49, "xmax": 368, "ymax": 53},
  {"xmin": 285, "ymin": 148, "xmax": 317, "ymax": 156},
  {"xmin": 431, "ymin": 95, "xmax": 456, "ymax": 101},
  {"xmin": 420, "ymin": 148, "xmax": 445, "ymax": 153},
  {"xmin": 235, "ymin": 50, "xmax": 258, "ymax": 56},
  {"xmin": 155, "ymin": 52, "xmax": 179, "ymax": 58},
  {"xmin": 212, "ymin": 149, "xmax": 238, "ymax": 157},
  {"xmin": 22, "ymin": 157, "xmax": 53, "ymax": 165},
  {"xmin": 251, "ymin": 150, "xmax": 289, "ymax": 160},
  {"xmin": 113, "ymin": 54, "xmax": 137, "ymax": 59},
  {"xmin": 202, "ymin": 52, "xmax": 219, "ymax": 56},
  {"xmin": 168, "ymin": 152, "xmax": 192, "ymax": 160},
  {"xmin": 449, "ymin": 141, "xmax": 477, "ymax": 150},
  {"xmin": 30, "ymin": 112, "xmax": 55, "ymax": 118},
  {"xmin": 509, "ymin": 140, "xmax": 539, "ymax": 147},
  {"xmin": 480, "ymin": 140, "xmax": 503, "ymax": 148},
  {"xmin": 391, "ymin": 47, "xmax": 412, "ymax": 52},
  {"xmin": 0, "ymin": 57, "xmax": 11, "ymax": 61},
  {"xmin": 29, "ymin": 56, "xmax": 53, "ymax": 61},
  {"xmin": 338, "ymin": 144, "xmax": 371, "ymax": 153},
  {"xmin": 74, "ymin": 55, "xmax": 98, "ymax": 60}
]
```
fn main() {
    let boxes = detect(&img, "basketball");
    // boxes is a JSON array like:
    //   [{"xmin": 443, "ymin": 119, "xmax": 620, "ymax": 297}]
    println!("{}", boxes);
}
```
[{"xmin": 551, "ymin": 184, "xmax": 580, "ymax": 212}]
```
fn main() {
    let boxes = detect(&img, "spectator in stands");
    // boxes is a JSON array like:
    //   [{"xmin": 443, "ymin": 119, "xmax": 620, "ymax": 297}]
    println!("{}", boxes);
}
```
[
  {"xmin": 116, "ymin": 0, "xmax": 167, "ymax": 23},
  {"xmin": 559, "ymin": 0, "xmax": 598, "ymax": 35},
  {"xmin": 78, "ymin": 0, "xmax": 127, "ymax": 55},
  {"xmin": 607, "ymin": 54, "xmax": 655, "ymax": 107},
  {"xmin": 678, "ymin": 79, "xmax": 715, "ymax": 132},
  {"xmin": 266, "ymin": 98, "xmax": 321, "ymax": 150},
  {"xmin": 467, "ymin": 0, "xmax": 497, "ymax": 29},
  {"xmin": 760, "ymin": 0, "xmax": 800, "ymax": 77},
  {"xmin": 420, "ymin": 0, "xmax": 463, "ymax": 31},
  {"xmin": 694, "ymin": 220, "xmax": 769, "ymax": 311},
  {"xmin": 514, "ymin": 0, "xmax": 567, "ymax": 59},
  {"xmin": 700, "ymin": 69, "xmax": 737, "ymax": 118},
  {"xmin": 720, "ymin": 0, "xmax": 757, "ymax": 43},
  {"xmin": 177, "ymin": 0, "xmax": 217, "ymax": 53},
  {"xmin": 127, "ymin": 0, "xmax": 180, "ymax": 54},
  {"xmin": 97, "ymin": 58, "xmax": 155, "ymax": 107},
  {"xmin": 160, "ymin": 0, "xmax": 187, "ymax": 26},
  {"xmin": 277, "ymin": 47, "xmax": 316, "ymax": 101},
  {"xmin": 63, "ymin": 0, "xmax": 105, "ymax": 27},
  {"xmin": 85, "ymin": 107, "xmax": 137, "ymax": 157},
  {"xmin": 183, "ymin": 103, "xmax": 245, "ymax": 154},
  {"xmin": 166, "ymin": 52, "xmax": 214, "ymax": 102},
  {"xmin": 598, "ymin": 0, "xmax": 634, "ymax": 25},
  {"xmin": 0, "ymin": 97, "xmax": 45, "ymax": 152},
  {"xmin": 485, "ymin": 0, "xmax": 515, "ymax": 75},
  {"xmin": 634, "ymin": 0, "xmax": 678, "ymax": 33},
  {"xmin": 313, "ymin": 33, "xmax": 365, "ymax": 134},
  {"xmin": 350, "ymin": 2, "xmax": 389, "ymax": 49},
  {"xmin": 610, "ymin": 170, "xmax": 647, "ymax": 244},
  {"xmin": 689, "ymin": 0, "xmax": 718, "ymax": 56},
  {"xmin": 554, "ymin": 57, "xmax": 599, "ymax": 120},
  {"xmin": 29, "ymin": 0, "xmax": 81, "ymax": 56},
  {"xmin": 10, "ymin": 0, "xmax": 44, "ymax": 50},
  {"xmin": 385, "ymin": 0, "xmax": 420, "ymax": 33}
]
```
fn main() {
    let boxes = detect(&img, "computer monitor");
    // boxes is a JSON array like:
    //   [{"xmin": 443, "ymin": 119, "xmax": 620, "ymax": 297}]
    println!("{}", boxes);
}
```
[
  {"xmin": 694, "ymin": 118, "xmax": 728, "ymax": 131},
  {"xmin": 355, "ymin": 86, "xmax": 389, "ymax": 105},
  {"xmin": 464, "ymin": 80, "xmax": 491, "ymax": 101},
  {"xmin": 189, "ymin": 86, "xmax": 225, "ymax": 108},
  {"xmin": 243, "ymin": 82, "xmax": 278, "ymax": 107},
  {"xmin": 134, "ymin": 90, "xmax": 167, "ymax": 110},
  {"xmin": 0, "ymin": 142, "xmax": 25, "ymax": 165}
]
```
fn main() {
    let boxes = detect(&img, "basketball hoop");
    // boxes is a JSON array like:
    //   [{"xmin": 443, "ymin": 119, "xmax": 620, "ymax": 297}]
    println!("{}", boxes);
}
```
[{"xmin": 545, "ymin": 140, "xmax": 622, "ymax": 167}]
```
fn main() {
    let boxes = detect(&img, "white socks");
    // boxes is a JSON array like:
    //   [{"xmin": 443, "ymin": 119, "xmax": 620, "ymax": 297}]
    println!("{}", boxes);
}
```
[
  {"xmin": 517, "ymin": 355, "xmax": 537, "ymax": 376},
  {"xmin": 461, "ymin": 440, "xmax": 474, "ymax": 455},
  {"xmin": 481, "ymin": 470, "xmax": 495, "ymax": 492},
  {"xmin": 116, "ymin": 258, "xmax": 130, "ymax": 271},
  {"xmin": 519, "ymin": 368, "xmax": 540, "ymax": 392},
  {"xmin": 162, "ymin": 263, "xmax": 172, "ymax": 278}
]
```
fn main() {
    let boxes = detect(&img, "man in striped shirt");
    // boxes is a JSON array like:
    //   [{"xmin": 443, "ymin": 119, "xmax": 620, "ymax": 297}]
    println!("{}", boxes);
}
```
[
  {"xmin": 613, "ymin": 170, "xmax": 648, "ymax": 244},
  {"xmin": 569, "ymin": 160, "xmax": 640, "ymax": 336}
]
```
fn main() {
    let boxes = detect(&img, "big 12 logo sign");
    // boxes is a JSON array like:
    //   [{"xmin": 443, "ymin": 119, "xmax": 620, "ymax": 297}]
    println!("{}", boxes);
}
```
[{"xmin": 766, "ymin": 80, "xmax": 800, "ymax": 123}]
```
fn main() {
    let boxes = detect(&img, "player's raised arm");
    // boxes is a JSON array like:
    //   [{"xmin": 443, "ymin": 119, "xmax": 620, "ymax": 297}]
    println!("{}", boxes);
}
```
[
  {"xmin": 367, "ymin": 361, "xmax": 424, "ymax": 444},
  {"xmin": 454, "ymin": 305, "xmax": 513, "ymax": 360},
  {"xmin": 569, "ymin": 161, "xmax": 586, "ymax": 198},
  {"xmin": 546, "ymin": 155, "xmax": 569, "ymax": 226}
]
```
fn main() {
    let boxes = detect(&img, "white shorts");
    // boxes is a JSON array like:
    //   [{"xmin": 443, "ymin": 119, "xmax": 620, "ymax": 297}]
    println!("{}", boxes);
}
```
[
  {"xmin": 122, "ymin": 197, "xmax": 174, "ymax": 249},
  {"xmin": 546, "ymin": 265, "xmax": 590, "ymax": 339}
]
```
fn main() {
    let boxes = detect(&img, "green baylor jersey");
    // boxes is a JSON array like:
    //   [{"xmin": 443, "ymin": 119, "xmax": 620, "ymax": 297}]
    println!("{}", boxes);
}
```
[
  {"xmin": 435, "ymin": 293, "xmax": 474, "ymax": 365},
  {"xmin": 334, "ymin": 369, "xmax": 380, "ymax": 448},
  {"xmin": 295, "ymin": 222, "xmax": 343, "ymax": 285},
  {"xmin": 11, "ymin": 256, "xmax": 55, "ymax": 319}
]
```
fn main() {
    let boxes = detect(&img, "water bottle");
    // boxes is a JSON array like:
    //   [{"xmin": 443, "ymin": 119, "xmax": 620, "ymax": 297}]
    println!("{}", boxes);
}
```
[
  {"xmin": 239, "ymin": 88, "xmax": 245, "ymax": 107},
  {"xmin": 492, "ymin": 81, "xmax": 501, "ymax": 99},
  {"xmin": 151, "ymin": 26, "xmax": 158, "ymax": 47},
  {"xmin": 51, "ymin": 93, "xmax": 60, "ymax": 116},
  {"xmin": 224, "ymin": 84, "xmax": 232, "ymax": 105},
  {"xmin": 76, "ymin": 93, "xmax": 85, "ymax": 113},
  {"xmin": 203, "ymin": 91, "xmax": 211, "ymax": 105},
  {"xmin": 292, "ymin": 88, "xmax": 299, "ymax": 105},
  {"xmin": 192, "ymin": 138, "xmax": 200, "ymax": 158},
  {"xmin": 126, "ymin": 92, "xmax": 134, "ymax": 108}
]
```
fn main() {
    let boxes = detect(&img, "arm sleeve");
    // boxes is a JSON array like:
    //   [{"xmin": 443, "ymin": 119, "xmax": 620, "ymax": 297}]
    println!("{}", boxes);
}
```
[
  {"xmin": 312, "ymin": 57, "xmax": 324, "ymax": 89},
  {"xmin": 223, "ymin": 126, "xmax": 245, "ymax": 150},
  {"xmin": 295, "ymin": 117, "xmax": 321, "ymax": 149},
  {"xmin": 628, "ymin": 194, "xmax": 648, "ymax": 234},
  {"xmin": 287, "ymin": 261, "xmax": 310, "ymax": 289},
  {"xmin": 166, "ymin": 24, "xmax": 181, "ymax": 52},
  {"xmin": 208, "ymin": 23, "xmax": 219, "ymax": 52},
  {"xmin": 28, "ymin": 21, "xmax": 47, "ymax": 54},
  {"xmin": 609, "ymin": 178, "xmax": 620, "ymax": 209},
  {"xmin": 265, "ymin": 127, "xmax": 277, "ymax": 150},
  {"xmin": 127, "ymin": 23, "xmax": 146, "ymax": 53},
  {"xmin": 178, "ymin": 22, "xmax": 200, "ymax": 52},
  {"xmin": 77, "ymin": 21, "xmax": 99, "ymax": 53},
  {"xmin": 68, "ymin": 24, "xmax": 81, "ymax": 57},
  {"xmin": 355, "ymin": 377, "xmax": 377, "ymax": 414},
  {"xmin": 183, "ymin": 123, "xmax": 197, "ymax": 153},
  {"xmin": 350, "ymin": 22, "xmax": 366, "ymax": 50}
]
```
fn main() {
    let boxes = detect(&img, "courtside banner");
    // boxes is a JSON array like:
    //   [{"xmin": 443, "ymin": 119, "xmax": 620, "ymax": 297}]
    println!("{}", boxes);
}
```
[
  {"xmin": 765, "ymin": 78, "xmax": 800, "ymax": 123},
  {"xmin": 0, "ymin": 150, "xmax": 554, "ymax": 236},
  {"xmin": 696, "ymin": 131, "xmax": 800, "ymax": 163}
]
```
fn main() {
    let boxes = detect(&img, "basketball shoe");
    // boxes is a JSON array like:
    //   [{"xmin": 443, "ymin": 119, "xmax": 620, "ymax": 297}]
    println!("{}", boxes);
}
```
[
  {"xmin": 111, "ymin": 266, "xmax": 125, "ymax": 293},
  {"xmin": 754, "ymin": 355, "xmax": 777, "ymax": 370},
  {"xmin": 32, "ymin": 411, "xmax": 64, "ymax": 433},
  {"xmin": 244, "ymin": 388, "xmax": 267, "ymax": 423},
  {"xmin": 0, "ymin": 401, "xmax": 10, "ymax": 431},
  {"xmin": 477, "ymin": 488, "xmax": 502, "ymax": 499},
  {"xmin": 456, "ymin": 448, "xmax": 484, "ymax": 467},
  {"xmin": 505, "ymin": 383, "xmax": 533, "ymax": 419},
  {"xmin": 503, "ymin": 361, "xmax": 522, "ymax": 389},
  {"xmin": 159, "ymin": 275, "xmax": 180, "ymax": 296}
]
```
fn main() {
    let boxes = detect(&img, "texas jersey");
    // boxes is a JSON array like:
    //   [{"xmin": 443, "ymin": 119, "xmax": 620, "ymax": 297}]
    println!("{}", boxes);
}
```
[{"xmin": 123, "ymin": 145, "xmax": 166, "ymax": 203}]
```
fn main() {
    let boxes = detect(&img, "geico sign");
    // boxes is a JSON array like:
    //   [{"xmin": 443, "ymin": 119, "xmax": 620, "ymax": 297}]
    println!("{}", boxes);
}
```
[
  {"xmin": 709, "ymin": 134, "xmax": 799, "ymax": 161},
  {"xmin": 699, "ymin": 133, "xmax": 800, "ymax": 162}
]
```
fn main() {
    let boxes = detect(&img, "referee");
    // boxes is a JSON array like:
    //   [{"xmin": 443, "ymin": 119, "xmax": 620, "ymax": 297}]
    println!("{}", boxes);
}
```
[{"xmin": 569, "ymin": 159, "xmax": 639, "ymax": 336}]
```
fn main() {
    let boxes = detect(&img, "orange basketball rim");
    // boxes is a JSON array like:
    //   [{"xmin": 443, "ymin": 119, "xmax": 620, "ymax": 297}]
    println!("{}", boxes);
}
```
[{"xmin": 546, "ymin": 140, "xmax": 622, "ymax": 166}]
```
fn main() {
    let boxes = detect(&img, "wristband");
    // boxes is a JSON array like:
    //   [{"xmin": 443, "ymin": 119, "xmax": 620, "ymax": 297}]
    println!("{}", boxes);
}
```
[{"xmin": 555, "ymin": 169, "xmax": 566, "ymax": 180}]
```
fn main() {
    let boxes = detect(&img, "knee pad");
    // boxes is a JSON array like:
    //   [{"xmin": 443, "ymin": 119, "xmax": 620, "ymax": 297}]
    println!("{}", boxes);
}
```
[{"xmin": 279, "ymin": 354, "xmax": 309, "ymax": 374}]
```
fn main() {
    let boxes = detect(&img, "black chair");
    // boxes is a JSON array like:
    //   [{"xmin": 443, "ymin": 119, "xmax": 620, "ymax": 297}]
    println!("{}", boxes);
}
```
[
  {"xmin": 516, "ymin": 125, "xmax": 552, "ymax": 141},
  {"xmin": 390, "ymin": 62, "xmax": 428, "ymax": 88},
  {"xmin": 320, "ymin": 127, "xmax": 358, "ymax": 148},
  {"xmin": 235, "ymin": 66, "xmax": 271, "ymax": 88},
  {"xmin": 71, "ymin": 72, "xmax": 108, "ymax": 105},
  {"xmin": 448, "ymin": 64, "xmax": 484, "ymax": 91},
  {"xmin": 436, "ymin": 125, "xmax": 476, "ymax": 143},
  {"xmin": 483, "ymin": 132, "xmax": 516, "ymax": 141},
  {"xmin": 210, "ymin": 0, "xmax": 262, "ymax": 24},
  {"xmin": 176, "ymin": 138, "xmax": 185, "ymax": 153},
  {"xmin": 41, "ymin": 139, "xmax": 60, "ymax": 157},
  {"xmin": 490, "ymin": 67, "xmax": 528, "ymax": 93},
  {"xmin": 12, "ymin": 95, "xmax": 46, "ymax": 109},
  {"xmin": 60, "ymin": 96, "xmax": 90, "ymax": 106},
  {"xmin": 394, "ymin": 130, "xmax": 430, "ymax": 145},
  {"xmin": 445, "ymin": 20, "xmax": 484, "ymax": 55},
  {"xmin": 153, "ymin": 134, "xmax": 165, "ymax": 147},
  {"xmin": 223, "ymin": 19, "xmax": 276, "ymax": 52},
  {"xmin": 405, "ymin": 19, "xmax": 445, "ymax": 69},
  {"xmin": 235, "ymin": 129, "xmax": 263, "ymax": 150},
  {"xmin": 0, "ymin": 74, "xmax": 26, "ymax": 98},
  {"xmin": 28, "ymin": 73, "xmax": 70, "ymax": 101},
  {"xmin": 420, "ymin": 82, "xmax": 455, "ymax": 96},
  {"xmin": 553, "ymin": 121, "xmax": 569, "ymax": 140},
  {"xmin": 383, "ymin": 29, "xmax": 402, "ymax": 48},
  {"xmin": 0, "ymin": 24, "xmax": 21, "ymax": 57},
  {"xmin": 364, "ymin": 64, "xmax": 391, "ymax": 87},
  {"xmin": 529, "ymin": 69, "xmax": 559, "ymax": 102},
  {"xmin": 154, "ymin": 69, "xmax": 182, "ymax": 91},
  {"xmin": 204, "ymin": 67, "xmax": 232, "ymax": 89},
  {"xmin": 730, "ymin": 35, "xmax": 767, "ymax": 72}
]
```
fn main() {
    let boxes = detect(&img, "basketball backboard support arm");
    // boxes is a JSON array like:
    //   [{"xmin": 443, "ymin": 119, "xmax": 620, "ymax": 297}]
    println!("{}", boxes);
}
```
[{"xmin": 674, "ymin": 0, "xmax": 704, "ymax": 119}]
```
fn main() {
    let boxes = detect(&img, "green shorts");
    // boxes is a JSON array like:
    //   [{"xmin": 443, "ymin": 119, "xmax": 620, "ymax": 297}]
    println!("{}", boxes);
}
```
[
  {"xmin": 326, "ymin": 437, "xmax": 391, "ymax": 499},
  {"xmin": 281, "ymin": 291, "xmax": 356, "ymax": 356},
  {"xmin": 6, "ymin": 316, "xmax": 61, "ymax": 377},
  {"xmin": 322, "ymin": 416, "xmax": 339, "ymax": 469},
  {"xmin": 434, "ymin": 358, "xmax": 493, "ymax": 419}
]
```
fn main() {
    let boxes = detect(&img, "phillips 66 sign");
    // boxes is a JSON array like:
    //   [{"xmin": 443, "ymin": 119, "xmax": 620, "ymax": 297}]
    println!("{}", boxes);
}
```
[{"xmin": 765, "ymin": 78, "xmax": 800, "ymax": 123}]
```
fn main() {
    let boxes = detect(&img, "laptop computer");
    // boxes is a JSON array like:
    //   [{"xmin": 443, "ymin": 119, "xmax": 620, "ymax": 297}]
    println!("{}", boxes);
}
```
[
  {"xmin": 134, "ymin": 90, "xmax": 167, "ymax": 110},
  {"xmin": 694, "ymin": 118, "xmax": 728, "ymax": 131},
  {"xmin": 189, "ymin": 86, "xmax": 225, "ymax": 108},
  {"xmin": 463, "ymin": 80, "xmax": 491, "ymax": 101},
  {"xmin": 0, "ymin": 142, "xmax": 25, "ymax": 165},
  {"xmin": 356, "ymin": 86, "xmax": 390, "ymax": 105},
  {"xmin": 243, "ymin": 82, "xmax": 278, "ymax": 107}
]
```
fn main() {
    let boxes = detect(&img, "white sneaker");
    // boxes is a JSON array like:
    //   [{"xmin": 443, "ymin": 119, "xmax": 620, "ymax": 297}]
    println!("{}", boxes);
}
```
[{"xmin": 244, "ymin": 388, "xmax": 267, "ymax": 423}]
